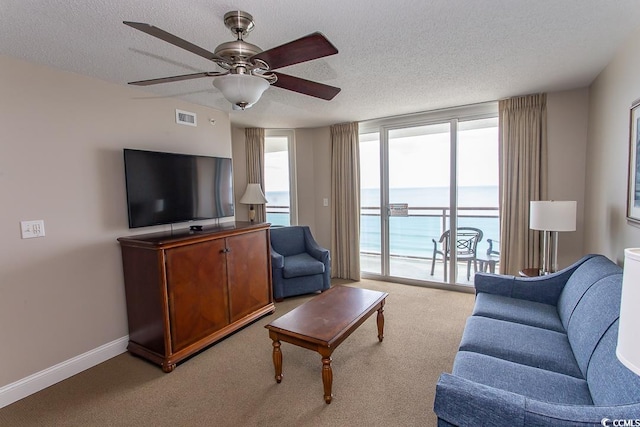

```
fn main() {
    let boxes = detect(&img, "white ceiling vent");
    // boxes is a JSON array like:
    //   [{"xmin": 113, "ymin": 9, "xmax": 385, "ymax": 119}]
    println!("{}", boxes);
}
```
[{"xmin": 175, "ymin": 109, "xmax": 197, "ymax": 127}]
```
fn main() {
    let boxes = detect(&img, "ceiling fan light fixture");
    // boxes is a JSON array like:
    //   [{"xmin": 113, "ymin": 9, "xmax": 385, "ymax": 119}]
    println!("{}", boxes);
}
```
[
  {"xmin": 232, "ymin": 103, "xmax": 254, "ymax": 111},
  {"xmin": 213, "ymin": 74, "xmax": 269, "ymax": 110}
]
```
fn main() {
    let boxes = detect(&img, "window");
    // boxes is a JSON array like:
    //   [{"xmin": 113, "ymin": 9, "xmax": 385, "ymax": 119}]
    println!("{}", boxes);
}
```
[
  {"xmin": 264, "ymin": 130, "xmax": 297, "ymax": 226},
  {"xmin": 359, "ymin": 103, "xmax": 499, "ymax": 286}
]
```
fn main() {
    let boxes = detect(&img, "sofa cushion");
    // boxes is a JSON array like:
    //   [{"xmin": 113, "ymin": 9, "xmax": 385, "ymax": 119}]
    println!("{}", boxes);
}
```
[
  {"xmin": 566, "ymin": 274, "xmax": 622, "ymax": 377},
  {"xmin": 587, "ymin": 320, "xmax": 640, "ymax": 406},
  {"xmin": 459, "ymin": 316, "xmax": 582, "ymax": 378},
  {"xmin": 557, "ymin": 255, "xmax": 621, "ymax": 330},
  {"xmin": 283, "ymin": 253, "xmax": 325, "ymax": 279},
  {"xmin": 452, "ymin": 351, "xmax": 593, "ymax": 405},
  {"xmin": 473, "ymin": 292, "xmax": 564, "ymax": 332}
]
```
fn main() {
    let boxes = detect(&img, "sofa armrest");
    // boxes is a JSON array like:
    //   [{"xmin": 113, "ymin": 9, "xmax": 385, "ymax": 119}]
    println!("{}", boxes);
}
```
[
  {"xmin": 474, "ymin": 273, "xmax": 517, "ymax": 297},
  {"xmin": 474, "ymin": 273, "xmax": 568, "ymax": 305},
  {"xmin": 270, "ymin": 246, "xmax": 285, "ymax": 300},
  {"xmin": 303, "ymin": 228, "xmax": 330, "ymax": 264},
  {"xmin": 270, "ymin": 246, "xmax": 284, "ymax": 269},
  {"xmin": 434, "ymin": 373, "xmax": 526, "ymax": 426},
  {"xmin": 435, "ymin": 373, "xmax": 639, "ymax": 427},
  {"xmin": 474, "ymin": 254, "xmax": 598, "ymax": 306}
]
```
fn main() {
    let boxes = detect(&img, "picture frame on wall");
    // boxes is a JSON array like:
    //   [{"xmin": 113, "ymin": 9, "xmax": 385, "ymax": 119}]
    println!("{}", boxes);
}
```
[{"xmin": 627, "ymin": 98, "xmax": 640, "ymax": 223}]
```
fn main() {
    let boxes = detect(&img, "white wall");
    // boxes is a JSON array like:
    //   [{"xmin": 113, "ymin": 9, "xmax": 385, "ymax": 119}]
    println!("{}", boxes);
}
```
[
  {"xmin": 547, "ymin": 88, "xmax": 589, "ymax": 268},
  {"xmin": 586, "ymin": 28, "xmax": 640, "ymax": 264},
  {"xmin": 296, "ymin": 127, "xmax": 332, "ymax": 250},
  {"xmin": 0, "ymin": 55, "xmax": 232, "ymax": 389}
]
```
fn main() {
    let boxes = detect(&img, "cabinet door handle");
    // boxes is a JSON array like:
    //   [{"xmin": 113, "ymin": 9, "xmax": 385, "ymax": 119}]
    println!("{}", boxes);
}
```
[{"xmin": 221, "ymin": 248, "xmax": 231, "ymax": 253}]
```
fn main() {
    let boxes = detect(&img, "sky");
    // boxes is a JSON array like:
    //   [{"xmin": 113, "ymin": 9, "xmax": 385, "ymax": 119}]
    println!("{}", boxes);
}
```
[
  {"xmin": 264, "ymin": 124, "xmax": 500, "ymax": 194},
  {"xmin": 361, "ymin": 126, "xmax": 499, "ymax": 189}
]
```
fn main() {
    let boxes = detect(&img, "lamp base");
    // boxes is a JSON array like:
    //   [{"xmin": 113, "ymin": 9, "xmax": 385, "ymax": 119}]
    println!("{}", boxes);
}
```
[
  {"xmin": 248, "ymin": 206, "xmax": 256, "ymax": 223},
  {"xmin": 541, "ymin": 230, "xmax": 559, "ymax": 275}
]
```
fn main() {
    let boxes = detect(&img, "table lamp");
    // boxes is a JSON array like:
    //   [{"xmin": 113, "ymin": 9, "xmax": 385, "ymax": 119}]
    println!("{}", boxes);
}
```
[
  {"xmin": 240, "ymin": 183, "xmax": 268, "ymax": 223},
  {"xmin": 617, "ymin": 248, "xmax": 640, "ymax": 376},
  {"xmin": 529, "ymin": 200, "xmax": 577, "ymax": 274}
]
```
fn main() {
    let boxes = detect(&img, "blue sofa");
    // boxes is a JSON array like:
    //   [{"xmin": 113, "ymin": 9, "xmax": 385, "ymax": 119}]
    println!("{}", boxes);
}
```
[
  {"xmin": 434, "ymin": 254, "xmax": 640, "ymax": 426},
  {"xmin": 269, "ymin": 225, "xmax": 331, "ymax": 301}
]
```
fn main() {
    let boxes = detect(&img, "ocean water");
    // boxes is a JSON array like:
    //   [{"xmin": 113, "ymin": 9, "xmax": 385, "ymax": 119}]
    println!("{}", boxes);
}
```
[
  {"xmin": 362, "ymin": 186, "xmax": 499, "ymax": 208},
  {"xmin": 266, "ymin": 186, "xmax": 499, "ymax": 257}
]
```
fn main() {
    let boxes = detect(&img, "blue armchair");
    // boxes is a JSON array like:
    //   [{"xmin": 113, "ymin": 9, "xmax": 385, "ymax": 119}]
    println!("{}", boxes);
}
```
[{"xmin": 269, "ymin": 225, "xmax": 331, "ymax": 302}]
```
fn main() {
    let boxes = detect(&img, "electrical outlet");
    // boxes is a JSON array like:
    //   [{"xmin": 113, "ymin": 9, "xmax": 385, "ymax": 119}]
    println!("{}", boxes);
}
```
[
  {"xmin": 323, "ymin": 198, "xmax": 329, "ymax": 207},
  {"xmin": 20, "ymin": 220, "xmax": 46, "ymax": 239}
]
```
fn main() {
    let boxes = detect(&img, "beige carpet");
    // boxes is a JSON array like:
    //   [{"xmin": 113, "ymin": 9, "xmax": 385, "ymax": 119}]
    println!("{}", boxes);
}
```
[{"xmin": 0, "ymin": 279, "xmax": 474, "ymax": 427}]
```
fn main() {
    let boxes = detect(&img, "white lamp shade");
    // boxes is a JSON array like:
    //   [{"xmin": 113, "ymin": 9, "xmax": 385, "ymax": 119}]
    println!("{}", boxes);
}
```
[
  {"xmin": 529, "ymin": 201, "xmax": 577, "ymax": 231},
  {"xmin": 213, "ymin": 74, "xmax": 269, "ymax": 108},
  {"xmin": 240, "ymin": 183, "xmax": 268, "ymax": 205},
  {"xmin": 617, "ymin": 248, "xmax": 640, "ymax": 376}
]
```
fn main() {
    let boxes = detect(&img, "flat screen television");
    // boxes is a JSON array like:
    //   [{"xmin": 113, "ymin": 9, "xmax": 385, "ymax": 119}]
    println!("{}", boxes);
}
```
[{"xmin": 123, "ymin": 149, "xmax": 235, "ymax": 228}]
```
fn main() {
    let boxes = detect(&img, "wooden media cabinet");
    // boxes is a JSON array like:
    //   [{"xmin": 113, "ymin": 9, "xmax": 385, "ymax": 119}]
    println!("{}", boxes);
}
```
[{"xmin": 118, "ymin": 222, "xmax": 274, "ymax": 372}]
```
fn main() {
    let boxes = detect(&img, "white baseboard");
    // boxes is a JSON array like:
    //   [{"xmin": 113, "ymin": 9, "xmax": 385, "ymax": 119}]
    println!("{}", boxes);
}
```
[{"xmin": 0, "ymin": 336, "xmax": 128, "ymax": 409}]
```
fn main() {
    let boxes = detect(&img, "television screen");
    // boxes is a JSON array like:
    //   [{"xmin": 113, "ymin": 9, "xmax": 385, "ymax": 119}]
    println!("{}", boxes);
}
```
[{"xmin": 123, "ymin": 149, "xmax": 234, "ymax": 228}]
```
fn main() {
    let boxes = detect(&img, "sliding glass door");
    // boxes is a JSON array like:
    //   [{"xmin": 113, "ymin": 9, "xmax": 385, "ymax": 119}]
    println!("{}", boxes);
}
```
[
  {"xmin": 359, "ymin": 105, "xmax": 499, "ymax": 287},
  {"xmin": 360, "ymin": 132, "xmax": 382, "ymax": 274},
  {"xmin": 387, "ymin": 123, "xmax": 451, "ymax": 279}
]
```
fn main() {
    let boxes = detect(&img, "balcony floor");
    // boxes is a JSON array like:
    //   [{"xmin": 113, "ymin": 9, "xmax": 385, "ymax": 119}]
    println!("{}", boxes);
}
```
[{"xmin": 360, "ymin": 253, "xmax": 499, "ymax": 287}]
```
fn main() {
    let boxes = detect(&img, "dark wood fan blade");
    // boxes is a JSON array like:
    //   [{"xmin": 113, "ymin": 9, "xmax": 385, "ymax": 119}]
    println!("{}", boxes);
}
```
[
  {"xmin": 129, "ymin": 71, "xmax": 225, "ymax": 86},
  {"xmin": 124, "ymin": 21, "xmax": 226, "ymax": 63},
  {"xmin": 251, "ymin": 32, "xmax": 338, "ymax": 70},
  {"xmin": 271, "ymin": 72, "xmax": 340, "ymax": 100}
]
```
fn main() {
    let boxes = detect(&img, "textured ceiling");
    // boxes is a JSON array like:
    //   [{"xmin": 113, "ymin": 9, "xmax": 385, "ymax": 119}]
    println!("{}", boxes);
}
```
[{"xmin": 2, "ymin": 1, "xmax": 640, "ymax": 129}]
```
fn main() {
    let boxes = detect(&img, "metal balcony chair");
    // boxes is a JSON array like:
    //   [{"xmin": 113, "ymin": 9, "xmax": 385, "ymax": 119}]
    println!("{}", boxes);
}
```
[
  {"xmin": 430, "ymin": 227, "xmax": 483, "ymax": 281},
  {"xmin": 477, "ymin": 238, "xmax": 500, "ymax": 274}
]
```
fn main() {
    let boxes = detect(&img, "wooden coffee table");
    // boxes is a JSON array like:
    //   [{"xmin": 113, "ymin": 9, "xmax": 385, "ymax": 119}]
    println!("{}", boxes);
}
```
[{"xmin": 265, "ymin": 285, "xmax": 388, "ymax": 404}]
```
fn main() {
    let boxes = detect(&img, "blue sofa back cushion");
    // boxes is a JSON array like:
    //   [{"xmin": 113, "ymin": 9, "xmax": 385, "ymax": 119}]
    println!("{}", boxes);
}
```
[
  {"xmin": 472, "ymin": 292, "xmax": 564, "ymax": 332},
  {"xmin": 557, "ymin": 255, "xmax": 622, "ymax": 330},
  {"xmin": 270, "ymin": 226, "xmax": 306, "ymax": 256},
  {"xmin": 588, "ymin": 320, "xmax": 640, "ymax": 406},
  {"xmin": 566, "ymin": 274, "xmax": 623, "ymax": 378}
]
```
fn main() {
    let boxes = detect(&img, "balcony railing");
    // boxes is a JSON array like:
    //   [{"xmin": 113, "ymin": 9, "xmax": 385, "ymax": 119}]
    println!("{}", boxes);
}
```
[
  {"xmin": 267, "ymin": 204, "xmax": 499, "ymax": 281},
  {"xmin": 266, "ymin": 205, "xmax": 291, "ymax": 227},
  {"xmin": 360, "ymin": 205, "xmax": 499, "ymax": 281},
  {"xmin": 361, "ymin": 205, "xmax": 499, "ymax": 254},
  {"xmin": 267, "ymin": 205, "xmax": 499, "ymax": 253}
]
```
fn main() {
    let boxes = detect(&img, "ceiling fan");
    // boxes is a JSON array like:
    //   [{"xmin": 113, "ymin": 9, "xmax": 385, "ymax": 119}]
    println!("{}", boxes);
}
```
[{"xmin": 124, "ymin": 11, "xmax": 341, "ymax": 110}]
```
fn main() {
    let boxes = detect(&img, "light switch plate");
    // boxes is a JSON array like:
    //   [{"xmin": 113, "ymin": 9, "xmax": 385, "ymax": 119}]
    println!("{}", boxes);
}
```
[{"xmin": 21, "ymin": 220, "xmax": 45, "ymax": 239}]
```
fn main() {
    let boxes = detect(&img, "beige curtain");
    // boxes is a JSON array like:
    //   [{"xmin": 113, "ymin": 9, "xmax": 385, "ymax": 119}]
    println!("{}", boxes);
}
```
[
  {"xmin": 498, "ymin": 94, "xmax": 547, "ymax": 275},
  {"xmin": 245, "ymin": 127, "xmax": 266, "ymax": 223},
  {"xmin": 330, "ymin": 122, "xmax": 361, "ymax": 280}
]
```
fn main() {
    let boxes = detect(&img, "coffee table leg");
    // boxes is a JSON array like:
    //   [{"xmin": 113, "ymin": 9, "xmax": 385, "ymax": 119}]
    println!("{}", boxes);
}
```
[
  {"xmin": 272, "ymin": 339, "xmax": 283, "ymax": 383},
  {"xmin": 321, "ymin": 355, "xmax": 333, "ymax": 404},
  {"xmin": 377, "ymin": 299, "xmax": 385, "ymax": 342}
]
